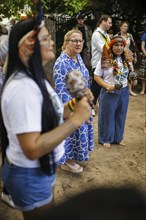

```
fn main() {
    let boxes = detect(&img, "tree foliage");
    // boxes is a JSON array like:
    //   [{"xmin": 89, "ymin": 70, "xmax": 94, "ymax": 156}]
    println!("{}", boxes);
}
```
[
  {"xmin": 0, "ymin": 0, "xmax": 145, "ymax": 43},
  {"xmin": 0, "ymin": 0, "xmax": 90, "ymax": 19},
  {"xmin": 1, "ymin": 0, "xmax": 145, "ymax": 25}
]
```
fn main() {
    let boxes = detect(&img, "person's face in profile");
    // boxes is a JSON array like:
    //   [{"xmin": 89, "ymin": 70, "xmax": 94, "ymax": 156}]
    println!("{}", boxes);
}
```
[
  {"xmin": 120, "ymin": 23, "xmax": 129, "ymax": 33},
  {"xmin": 38, "ymin": 26, "xmax": 55, "ymax": 65},
  {"xmin": 103, "ymin": 18, "xmax": 112, "ymax": 31}
]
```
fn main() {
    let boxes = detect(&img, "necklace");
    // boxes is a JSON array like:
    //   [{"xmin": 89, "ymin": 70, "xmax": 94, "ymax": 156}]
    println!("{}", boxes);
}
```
[{"xmin": 109, "ymin": 55, "xmax": 122, "ymax": 76}]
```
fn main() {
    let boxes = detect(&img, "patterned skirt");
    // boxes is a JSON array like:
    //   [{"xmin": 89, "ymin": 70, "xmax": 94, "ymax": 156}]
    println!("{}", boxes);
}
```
[{"xmin": 139, "ymin": 56, "xmax": 146, "ymax": 78}]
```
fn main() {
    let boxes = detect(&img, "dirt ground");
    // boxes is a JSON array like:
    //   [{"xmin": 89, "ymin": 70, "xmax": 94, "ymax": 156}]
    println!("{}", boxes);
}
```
[{"xmin": 0, "ymin": 87, "xmax": 146, "ymax": 220}]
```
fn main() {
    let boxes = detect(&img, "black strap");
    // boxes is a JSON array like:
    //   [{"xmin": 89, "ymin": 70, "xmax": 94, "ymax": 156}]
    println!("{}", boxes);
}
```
[{"xmin": 97, "ymin": 31, "xmax": 108, "ymax": 41}]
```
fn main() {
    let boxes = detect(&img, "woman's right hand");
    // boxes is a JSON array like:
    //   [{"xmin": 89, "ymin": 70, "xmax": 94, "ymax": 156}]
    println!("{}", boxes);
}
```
[
  {"xmin": 105, "ymin": 84, "xmax": 115, "ymax": 91},
  {"xmin": 72, "ymin": 97, "xmax": 91, "ymax": 125}
]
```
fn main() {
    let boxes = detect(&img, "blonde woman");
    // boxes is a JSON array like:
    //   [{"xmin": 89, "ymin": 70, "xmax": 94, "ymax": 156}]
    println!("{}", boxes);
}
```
[{"xmin": 53, "ymin": 30, "xmax": 94, "ymax": 173}]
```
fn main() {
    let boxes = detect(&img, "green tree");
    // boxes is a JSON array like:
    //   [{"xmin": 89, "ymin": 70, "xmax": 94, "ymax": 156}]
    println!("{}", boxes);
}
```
[{"xmin": 0, "ymin": 0, "xmax": 90, "ymax": 19}]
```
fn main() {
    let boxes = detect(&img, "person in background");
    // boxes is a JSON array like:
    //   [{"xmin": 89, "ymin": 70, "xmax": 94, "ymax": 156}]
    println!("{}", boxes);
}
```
[
  {"xmin": 0, "ymin": 34, "xmax": 15, "ymax": 208},
  {"xmin": 0, "ymin": 17, "xmax": 91, "ymax": 220},
  {"xmin": 94, "ymin": 36, "xmax": 133, "ymax": 148},
  {"xmin": 107, "ymin": 29, "xmax": 114, "ymax": 40},
  {"xmin": 0, "ymin": 23, "xmax": 8, "ymax": 36},
  {"xmin": 72, "ymin": 14, "xmax": 92, "ymax": 69},
  {"xmin": 0, "ymin": 35, "xmax": 8, "ymax": 94},
  {"xmin": 115, "ymin": 21, "xmax": 138, "ymax": 96},
  {"xmin": 139, "ymin": 28, "xmax": 146, "ymax": 95},
  {"xmin": 90, "ymin": 14, "xmax": 112, "ymax": 116},
  {"xmin": 53, "ymin": 29, "xmax": 94, "ymax": 173},
  {"xmin": 138, "ymin": 27, "xmax": 146, "ymax": 133}
]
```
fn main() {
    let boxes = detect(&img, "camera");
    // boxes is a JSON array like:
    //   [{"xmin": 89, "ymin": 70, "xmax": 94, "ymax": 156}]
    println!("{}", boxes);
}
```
[{"xmin": 115, "ymin": 81, "xmax": 123, "ymax": 90}]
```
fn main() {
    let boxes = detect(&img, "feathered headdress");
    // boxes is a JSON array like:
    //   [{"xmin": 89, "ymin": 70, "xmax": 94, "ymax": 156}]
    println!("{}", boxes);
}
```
[
  {"xmin": 18, "ymin": 1, "xmax": 44, "ymax": 65},
  {"xmin": 33, "ymin": 0, "xmax": 44, "ymax": 30},
  {"xmin": 18, "ymin": 0, "xmax": 44, "ymax": 48},
  {"xmin": 108, "ymin": 36, "xmax": 126, "ymax": 48},
  {"xmin": 101, "ymin": 36, "xmax": 133, "ymax": 75}
]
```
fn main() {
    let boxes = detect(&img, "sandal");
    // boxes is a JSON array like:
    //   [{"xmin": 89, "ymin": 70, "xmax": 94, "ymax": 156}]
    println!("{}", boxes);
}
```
[
  {"xmin": 118, "ymin": 140, "xmax": 126, "ymax": 146},
  {"xmin": 103, "ymin": 143, "xmax": 111, "ymax": 148},
  {"xmin": 61, "ymin": 162, "xmax": 83, "ymax": 173}
]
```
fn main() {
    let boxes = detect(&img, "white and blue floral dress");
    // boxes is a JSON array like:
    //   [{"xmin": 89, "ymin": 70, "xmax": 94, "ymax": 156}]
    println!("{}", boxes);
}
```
[{"xmin": 53, "ymin": 52, "xmax": 94, "ymax": 163}]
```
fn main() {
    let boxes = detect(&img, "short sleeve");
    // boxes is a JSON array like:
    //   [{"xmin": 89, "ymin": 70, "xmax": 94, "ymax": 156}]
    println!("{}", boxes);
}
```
[
  {"xmin": 2, "ymin": 80, "xmax": 42, "ymax": 134},
  {"xmin": 94, "ymin": 60, "xmax": 103, "ymax": 76}
]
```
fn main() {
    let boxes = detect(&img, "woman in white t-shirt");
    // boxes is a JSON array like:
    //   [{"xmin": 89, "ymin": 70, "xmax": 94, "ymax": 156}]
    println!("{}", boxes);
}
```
[
  {"xmin": 0, "ymin": 17, "xmax": 92, "ymax": 220},
  {"xmin": 94, "ymin": 36, "xmax": 133, "ymax": 148}
]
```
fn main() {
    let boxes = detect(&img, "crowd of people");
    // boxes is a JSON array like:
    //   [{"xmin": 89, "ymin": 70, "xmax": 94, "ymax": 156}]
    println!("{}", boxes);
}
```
[{"xmin": 0, "ymin": 6, "xmax": 146, "ymax": 220}]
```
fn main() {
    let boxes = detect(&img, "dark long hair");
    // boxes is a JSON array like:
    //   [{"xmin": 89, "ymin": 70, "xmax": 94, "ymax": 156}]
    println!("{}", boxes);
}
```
[{"xmin": 0, "ymin": 18, "xmax": 59, "ymax": 175}]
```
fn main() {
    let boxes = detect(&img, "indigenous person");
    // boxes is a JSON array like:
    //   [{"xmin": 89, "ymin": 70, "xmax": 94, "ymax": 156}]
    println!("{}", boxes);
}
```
[
  {"xmin": 94, "ymin": 36, "xmax": 133, "ymax": 148},
  {"xmin": 72, "ymin": 14, "xmax": 92, "ymax": 68},
  {"xmin": 115, "ymin": 21, "xmax": 138, "ymax": 96},
  {"xmin": 0, "ymin": 17, "xmax": 91, "ymax": 220},
  {"xmin": 53, "ymin": 30, "xmax": 94, "ymax": 173},
  {"xmin": 90, "ymin": 14, "xmax": 112, "ymax": 116}
]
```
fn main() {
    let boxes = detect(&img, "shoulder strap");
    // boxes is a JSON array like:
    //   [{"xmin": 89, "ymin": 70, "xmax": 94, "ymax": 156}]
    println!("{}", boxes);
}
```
[{"xmin": 97, "ymin": 31, "xmax": 110, "ymax": 49}]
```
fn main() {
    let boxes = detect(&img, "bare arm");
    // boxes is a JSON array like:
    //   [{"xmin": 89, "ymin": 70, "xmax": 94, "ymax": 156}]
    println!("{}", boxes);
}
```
[
  {"xmin": 94, "ymin": 75, "xmax": 115, "ymax": 91},
  {"xmin": 141, "ymin": 41, "xmax": 146, "ymax": 56},
  {"xmin": 17, "ymin": 97, "xmax": 91, "ymax": 160}
]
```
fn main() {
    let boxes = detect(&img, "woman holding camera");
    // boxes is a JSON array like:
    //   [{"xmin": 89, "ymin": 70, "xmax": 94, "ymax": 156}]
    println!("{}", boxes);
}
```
[{"xmin": 94, "ymin": 36, "xmax": 133, "ymax": 148}]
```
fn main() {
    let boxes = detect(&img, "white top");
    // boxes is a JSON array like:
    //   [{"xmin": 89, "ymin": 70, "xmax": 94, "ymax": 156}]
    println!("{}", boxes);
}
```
[
  {"xmin": 91, "ymin": 27, "xmax": 110, "ymax": 69},
  {"xmin": 1, "ymin": 72, "xmax": 65, "ymax": 168},
  {"xmin": 94, "ymin": 57, "xmax": 129, "ymax": 88}
]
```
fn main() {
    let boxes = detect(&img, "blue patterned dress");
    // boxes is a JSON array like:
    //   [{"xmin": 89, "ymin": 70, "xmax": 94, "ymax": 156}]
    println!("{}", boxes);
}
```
[{"xmin": 53, "ymin": 52, "xmax": 94, "ymax": 164}]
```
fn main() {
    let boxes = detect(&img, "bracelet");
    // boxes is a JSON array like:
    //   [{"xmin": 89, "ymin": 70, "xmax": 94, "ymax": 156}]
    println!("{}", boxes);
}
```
[{"xmin": 68, "ymin": 98, "xmax": 76, "ymax": 112}]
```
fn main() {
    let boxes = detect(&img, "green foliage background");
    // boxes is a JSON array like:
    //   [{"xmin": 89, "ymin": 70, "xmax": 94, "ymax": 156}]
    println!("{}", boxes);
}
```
[
  {"xmin": 0, "ymin": 0, "xmax": 145, "ymax": 31},
  {"xmin": 0, "ymin": 0, "xmax": 90, "ymax": 19}
]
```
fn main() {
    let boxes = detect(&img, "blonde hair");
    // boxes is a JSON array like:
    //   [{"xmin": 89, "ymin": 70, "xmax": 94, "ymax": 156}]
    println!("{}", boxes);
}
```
[{"xmin": 61, "ymin": 29, "xmax": 82, "ymax": 51}]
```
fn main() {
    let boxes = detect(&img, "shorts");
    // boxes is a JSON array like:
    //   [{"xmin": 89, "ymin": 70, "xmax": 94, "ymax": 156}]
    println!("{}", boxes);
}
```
[{"xmin": 2, "ymin": 159, "xmax": 56, "ymax": 211}]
